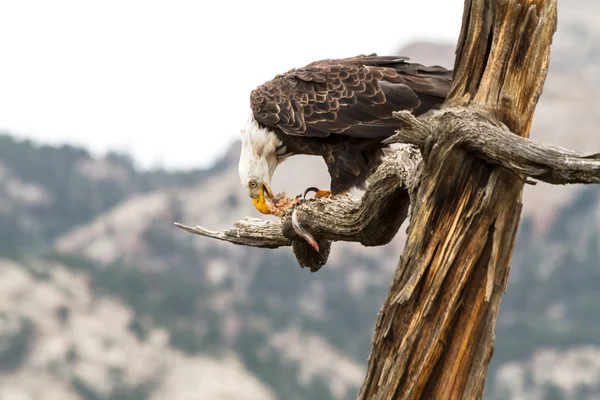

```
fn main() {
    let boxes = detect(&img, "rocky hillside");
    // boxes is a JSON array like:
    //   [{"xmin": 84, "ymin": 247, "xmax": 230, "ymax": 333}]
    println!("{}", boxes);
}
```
[
  {"xmin": 0, "ymin": 257, "xmax": 275, "ymax": 400},
  {"xmin": 1, "ymin": 1, "xmax": 600, "ymax": 398},
  {"xmin": 2, "ymin": 137, "xmax": 599, "ymax": 400}
]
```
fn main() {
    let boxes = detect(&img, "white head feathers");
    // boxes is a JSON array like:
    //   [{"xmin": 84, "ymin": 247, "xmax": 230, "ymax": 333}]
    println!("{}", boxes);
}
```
[{"xmin": 238, "ymin": 115, "xmax": 282, "ymax": 190}]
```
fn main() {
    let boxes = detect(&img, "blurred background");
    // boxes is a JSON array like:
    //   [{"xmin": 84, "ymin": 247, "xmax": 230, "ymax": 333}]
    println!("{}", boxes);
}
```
[{"xmin": 0, "ymin": 0, "xmax": 599, "ymax": 399}]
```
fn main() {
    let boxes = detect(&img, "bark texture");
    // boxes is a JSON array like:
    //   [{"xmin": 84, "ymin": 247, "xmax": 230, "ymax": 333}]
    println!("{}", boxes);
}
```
[
  {"xmin": 358, "ymin": 0, "xmax": 558, "ymax": 399},
  {"xmin": 390, "ymin": 109, "xmax": 600, "ymax": 186},
  {"xmin": 176, "ymin": 145, "xmax": 421, "ymax": 271}
]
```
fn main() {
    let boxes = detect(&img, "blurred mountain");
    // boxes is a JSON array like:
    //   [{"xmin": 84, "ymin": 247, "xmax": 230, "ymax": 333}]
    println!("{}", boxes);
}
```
[
  {"xmin": 0, "ymin": 134, "xmax": 230, "ymax": 255},
  {"xmin": 0, "ymin": 257, "xmax": 276, "ymax": 400},
  {"xmin": 395, "ymin": 41, "xmax": 455, "ymax": 68},
  {"xmin": 1, "ymin": 2, "xmax": 600, "ymax": 399}
]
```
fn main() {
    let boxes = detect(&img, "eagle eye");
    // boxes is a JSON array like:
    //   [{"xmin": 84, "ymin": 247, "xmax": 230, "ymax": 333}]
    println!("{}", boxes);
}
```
[{"xmin": 248, "ymin": 180, "xmax": 258, "ymax": 189}]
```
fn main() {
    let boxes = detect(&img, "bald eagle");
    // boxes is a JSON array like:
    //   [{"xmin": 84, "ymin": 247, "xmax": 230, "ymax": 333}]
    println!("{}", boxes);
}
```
[{"xmin": 239, "ymin": 54, "xmax": 452, "ymax": 214}]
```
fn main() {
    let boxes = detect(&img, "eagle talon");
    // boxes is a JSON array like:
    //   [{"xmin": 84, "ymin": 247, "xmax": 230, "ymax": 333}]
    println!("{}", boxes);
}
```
[
  {"xmin": 303, "ymin": 187, "xmax": 320, "ymax": 200},
  {"xmin": 303, "ymin": 188, "xmax": 332, "ymax": 200}
]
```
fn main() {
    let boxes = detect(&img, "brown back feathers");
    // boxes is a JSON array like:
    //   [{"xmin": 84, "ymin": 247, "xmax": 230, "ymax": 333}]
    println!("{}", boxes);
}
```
[{"xmin": 250, "ymin": 54, "xmax": 452, "ymax": 139}]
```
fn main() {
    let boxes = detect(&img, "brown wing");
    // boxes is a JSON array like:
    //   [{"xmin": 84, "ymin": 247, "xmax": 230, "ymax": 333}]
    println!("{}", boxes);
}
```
[{"xmin": 250, "ymin": 54, "xmax": 452, "ymax": 138}]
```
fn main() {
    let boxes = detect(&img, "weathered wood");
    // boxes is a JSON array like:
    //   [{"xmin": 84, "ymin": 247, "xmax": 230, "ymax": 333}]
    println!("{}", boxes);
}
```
[
  {"xmin": 390, "ymin": 109, "xmax": 600, "ymax": 185},
  {"xmin": 177, "ymin": 105, "xmax": 599, "ymax": 258},
  {"xmin": 358, "ymin": 0, "xmax": 558, "ymax": 399},
  {"xmin": 175, "ymin": 145, "xmax": 421, "ymax": 270},
  {"xmin": 175, "ymin": 219, "xmax": 289, "ymax": 248}
]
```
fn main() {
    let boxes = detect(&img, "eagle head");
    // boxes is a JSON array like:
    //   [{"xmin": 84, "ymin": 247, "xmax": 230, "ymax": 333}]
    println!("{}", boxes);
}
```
[{"xmin": 238, "ymin": 116, "xmax": 281, "ymax": 214}]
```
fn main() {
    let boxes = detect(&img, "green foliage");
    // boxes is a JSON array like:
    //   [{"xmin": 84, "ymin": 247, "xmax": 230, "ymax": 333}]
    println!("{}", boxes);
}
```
[
  {"xmin": 236, "ymin": 328, "xmax": 336, "ymax": 400},
  {"xmin": 0, "ymin": 318, "xmax": 34, "ymax": 372},
  {"xmin": 0, "ymin": 135, "xmax": 89, "ymax": 186},
  {"xmin": 72, "ymin": 377, "xmax": 102, "ymax": 400},
  {"xmin": 542, "ymin": 383, "xmax": 566, "ymax": 400},
  {"xmin": 486, "ymin": 187, "xmax": 600, "ymax": 398},
  {"xmin": 72, "ymin": 377, "xmax": 152, "ymax": 400},
  {"xmin": 0, "ymin": 133, "xmax": 220, "ymax": 253},
  {"xmin": 44, "ymin": 252, "xmax": 222, "ymax": 353}
]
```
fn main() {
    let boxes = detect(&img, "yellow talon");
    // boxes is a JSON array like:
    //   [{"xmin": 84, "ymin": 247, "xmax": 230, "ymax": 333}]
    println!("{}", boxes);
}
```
[{"xmin": 313, "ymin": 190, "xmax": 332, "ymax": 198}]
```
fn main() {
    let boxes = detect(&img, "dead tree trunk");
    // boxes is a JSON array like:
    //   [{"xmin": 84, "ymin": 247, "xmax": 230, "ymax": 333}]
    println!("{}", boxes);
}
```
[{"xmin": 358, "ymin": 0, "xmax": 557, "ymax": 398}]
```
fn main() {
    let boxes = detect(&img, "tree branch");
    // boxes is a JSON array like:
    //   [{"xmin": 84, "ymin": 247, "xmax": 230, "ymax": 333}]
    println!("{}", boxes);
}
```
[
  {"xmin": 390, "ymin": 109, "xmax": 600, "ymax": 185},
  {"xmin": 174, "ymin": 219, "xmax": 289, "ymax": 249},
  {"xmin": 175, "ymin": 144, "xmax": 421, "ymax": 270}
]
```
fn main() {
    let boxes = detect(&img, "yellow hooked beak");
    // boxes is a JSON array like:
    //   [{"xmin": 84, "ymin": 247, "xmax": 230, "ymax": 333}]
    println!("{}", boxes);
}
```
[{"xmin": 252, "ymin": 183, "xmax": 274, "ymax": 214}]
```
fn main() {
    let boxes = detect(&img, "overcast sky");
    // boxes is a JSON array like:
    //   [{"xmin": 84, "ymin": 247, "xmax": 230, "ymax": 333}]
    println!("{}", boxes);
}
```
[{"xmin": 0, "ymin": 0, "xmax": 463, "ymax": 169}]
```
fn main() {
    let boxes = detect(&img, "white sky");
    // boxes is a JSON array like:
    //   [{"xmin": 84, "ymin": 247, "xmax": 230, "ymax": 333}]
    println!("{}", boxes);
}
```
[{"xmin": 0, "ymin": 0, "xmax": 463, "ymax": 170}]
